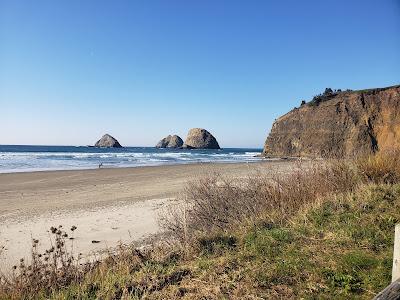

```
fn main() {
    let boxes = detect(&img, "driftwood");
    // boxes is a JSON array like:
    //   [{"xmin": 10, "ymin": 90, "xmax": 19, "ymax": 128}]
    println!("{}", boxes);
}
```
[{"xmin": 374, "ymin": 279, "xmax": 400, "ymax": 300}]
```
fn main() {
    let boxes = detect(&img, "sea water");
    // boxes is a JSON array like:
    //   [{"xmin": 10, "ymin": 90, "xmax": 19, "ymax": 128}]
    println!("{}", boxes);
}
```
[{"xmin": 0, "ymin": 145, "xmax": 263, "ymax": 173}]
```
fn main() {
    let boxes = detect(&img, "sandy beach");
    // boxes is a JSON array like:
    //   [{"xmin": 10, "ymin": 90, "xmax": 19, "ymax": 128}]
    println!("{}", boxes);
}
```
[{"xmin": 0, "ymin": 161, "xmax": 294, "ymax": 270}]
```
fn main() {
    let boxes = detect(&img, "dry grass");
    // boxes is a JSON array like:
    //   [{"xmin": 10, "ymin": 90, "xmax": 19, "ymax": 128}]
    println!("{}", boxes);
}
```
[
  {"xmin": 0, "ymin": 225, "xmax": 84, "ymax": 299},
  {"xmin": 356, "ymin": 149, "xmax": 400, "ymax": 184},
  {"xmin": 161, "ymin": 160, "xmax": 358, "ymax": 242}
]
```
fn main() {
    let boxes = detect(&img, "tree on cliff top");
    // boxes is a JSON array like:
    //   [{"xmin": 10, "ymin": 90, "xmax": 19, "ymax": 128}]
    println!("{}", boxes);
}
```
[{"xmin": 308, "ymin": 87, "xmax": 342, "ymax": 106}]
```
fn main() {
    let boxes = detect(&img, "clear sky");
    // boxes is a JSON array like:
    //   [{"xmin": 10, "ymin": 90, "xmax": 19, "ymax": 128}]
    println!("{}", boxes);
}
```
[{"xmin": 0, "ymin": 0, "xmax": 399, "ymax": 147}]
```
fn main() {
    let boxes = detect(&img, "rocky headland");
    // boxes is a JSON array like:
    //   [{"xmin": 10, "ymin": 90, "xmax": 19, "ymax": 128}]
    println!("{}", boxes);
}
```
[{"xmin": 263, "ymin": 85, "xmax": 400, "ymax": 157}]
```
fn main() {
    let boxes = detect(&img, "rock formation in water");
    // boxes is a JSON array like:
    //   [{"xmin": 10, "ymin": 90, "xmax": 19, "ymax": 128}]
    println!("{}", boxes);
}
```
[
  {"xmin": 155, "ymin": 135, "xmax": 184, "ymax": 148},
  {"xmin": 183, "ymin": 128, "xmax": 220, "ymax": 149},
  {"xmin": 263, "ymin": 85, "xmax": 400, "ymax": 157},
  {"xmin": 94, "ymin": 134, "xmax": 122, "ymax": 148}
]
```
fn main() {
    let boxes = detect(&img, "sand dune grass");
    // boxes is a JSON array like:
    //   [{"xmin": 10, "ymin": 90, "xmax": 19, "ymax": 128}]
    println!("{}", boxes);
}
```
[{"xmin": 356, "ymin": 149, "xmax": 400, "ymax": 184}]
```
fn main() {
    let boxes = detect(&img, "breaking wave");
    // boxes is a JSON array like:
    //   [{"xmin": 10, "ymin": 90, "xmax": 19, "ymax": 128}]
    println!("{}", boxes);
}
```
[{"xmin": 0, "ymin": 146, "xmax": 263, "ymax": 173}]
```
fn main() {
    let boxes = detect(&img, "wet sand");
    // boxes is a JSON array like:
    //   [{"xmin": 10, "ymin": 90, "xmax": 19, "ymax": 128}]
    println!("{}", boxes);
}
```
[{"xmin": 0, "ymin": 161, "xmax": 295, "ymax": 270}]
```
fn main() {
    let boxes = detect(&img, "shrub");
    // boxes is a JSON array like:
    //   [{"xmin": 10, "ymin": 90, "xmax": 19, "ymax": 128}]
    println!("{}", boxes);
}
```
[
  {"xmin": 308, "ymin": 88, "xmax": 342, "ymax": 106},
  {"xmin": 162, "ymin": 160, "xmax": 358, "ymax": 242}
]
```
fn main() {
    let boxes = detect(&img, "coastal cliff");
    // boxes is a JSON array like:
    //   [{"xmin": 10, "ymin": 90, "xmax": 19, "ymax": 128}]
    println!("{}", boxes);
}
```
[{"xmin": 263, "ymin": 85, "xmax": 400, "ymax": 157}]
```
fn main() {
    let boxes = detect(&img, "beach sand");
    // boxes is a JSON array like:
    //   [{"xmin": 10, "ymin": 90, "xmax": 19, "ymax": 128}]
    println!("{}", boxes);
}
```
[{"xmin": 0, "ymin": 161, "xmax": 295, "ymax": 270}]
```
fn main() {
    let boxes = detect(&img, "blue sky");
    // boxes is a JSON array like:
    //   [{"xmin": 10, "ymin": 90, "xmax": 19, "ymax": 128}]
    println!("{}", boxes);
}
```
[{"xmin": 0, "ymin": 0, "xmax": 399, "ymax": 147}]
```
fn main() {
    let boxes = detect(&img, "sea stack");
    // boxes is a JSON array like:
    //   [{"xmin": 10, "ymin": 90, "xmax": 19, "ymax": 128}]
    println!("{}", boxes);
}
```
[
  {"xmin": 263, "ymin": 85, "xmax": 400, "ymax": 158},
  {"xmin": 182, "ymin": 128, "xmax": 220, "ymax": 149},
  {"xmin": 156, "ymin": 135, "xmax": 184, "ymax": 148},
  {"xmin": 94, "ymin": 134, "xmax": 122, "ymax": 148}
]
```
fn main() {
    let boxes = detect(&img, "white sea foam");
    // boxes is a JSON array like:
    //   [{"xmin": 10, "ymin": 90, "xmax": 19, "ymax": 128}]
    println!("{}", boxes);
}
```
[{"xmin": 0, "ymin": 146, "xmax": 264, "ymax": 173}]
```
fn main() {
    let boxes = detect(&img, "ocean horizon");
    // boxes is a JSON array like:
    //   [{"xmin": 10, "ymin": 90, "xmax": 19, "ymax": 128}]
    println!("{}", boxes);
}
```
[{"xmin": 0, "ymin": 145, "xmax": 264, "ymax": 173}]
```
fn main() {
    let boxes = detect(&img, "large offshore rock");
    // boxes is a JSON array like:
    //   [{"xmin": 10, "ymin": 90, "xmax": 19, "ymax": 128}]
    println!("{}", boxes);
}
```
[
  {"xmin": 182, "ymin": 128, "xmax": 220, "ymax": 149},
  {"xmin": 94, "ymin": 134, "xmax": 122, "ymax": 148},
  {"xmin": 156, "ymin": 135, "xmax": 184, "ymax": 148}
]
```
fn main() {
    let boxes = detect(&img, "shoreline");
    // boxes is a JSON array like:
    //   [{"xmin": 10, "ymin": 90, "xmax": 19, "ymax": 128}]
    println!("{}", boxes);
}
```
[
  {"xmin": 0, "ymin": 160, "xmax": 296, "ymax": 270},
  {"xmin": 0, "ymin": 145, "xmax": 264, "ymax": 175},
  {"xmin": 0, "ymin": 161, "xmax": 293, "ymax": 219},
  {"xmin": 0, "ymin": 158, "xmax": 274, "ymax": 175}
]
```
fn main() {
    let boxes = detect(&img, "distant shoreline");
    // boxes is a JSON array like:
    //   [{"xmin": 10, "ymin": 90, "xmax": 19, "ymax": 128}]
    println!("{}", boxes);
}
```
[
  {"xmin": 0, "ymin": 145, "xmax": 266, "ymax": 174},
  {"xmin": 1, "ymin": 159, "xmax": 285, "ymax": 175}
]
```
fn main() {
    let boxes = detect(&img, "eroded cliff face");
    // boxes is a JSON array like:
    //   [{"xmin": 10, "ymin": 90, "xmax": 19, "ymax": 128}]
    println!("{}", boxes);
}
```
[{"xmin": 263, "ymin": 85, "xmax": 400, "ymax": 157}]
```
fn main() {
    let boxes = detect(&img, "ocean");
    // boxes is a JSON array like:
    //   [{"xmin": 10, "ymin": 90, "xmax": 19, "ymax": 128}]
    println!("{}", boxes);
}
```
[{"xmin": 0, "ymin": 145, "xmax": 264, "ymax": 173}]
